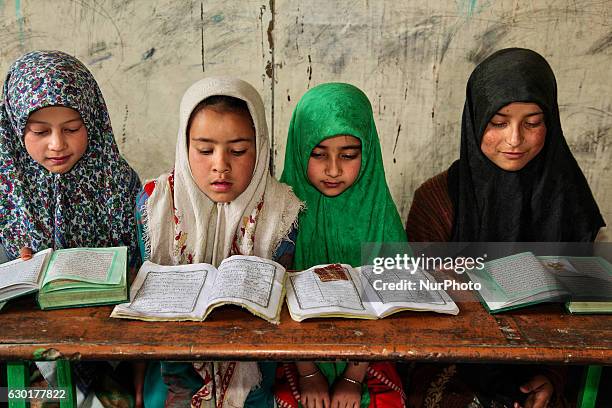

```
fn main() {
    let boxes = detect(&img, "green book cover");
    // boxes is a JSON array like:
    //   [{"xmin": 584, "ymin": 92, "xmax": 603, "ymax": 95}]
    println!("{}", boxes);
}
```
[
  {"xmin": 38, "ymin": 246, "xmax": 128, "ymax": 310},
  {"xmin": 0, "ymin": 246, "xmax": 127, "ymax": 310}
]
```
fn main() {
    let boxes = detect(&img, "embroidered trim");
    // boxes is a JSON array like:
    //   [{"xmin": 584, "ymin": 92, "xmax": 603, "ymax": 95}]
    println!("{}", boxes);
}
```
[
  {"xmin": 216, "ymin": 362, "xmax": 236, "ymax": 408},
  {"xmin": 284, "ymin": 363, "xmax": 302, "ymax": 402},
  {"xmin": 423, "ymin": 364, "xmax": 457, "ymax": 408},
  {"xmin": 274, "ymin": 396, "xmax": 295, "ymax": 408},
  {"xmin": 140, "ymin": 183, "xmax": 154, "ymax": 262},
  {"xmin": 367, "ymin": 365, "xmax": 407, "ymax": 406}
]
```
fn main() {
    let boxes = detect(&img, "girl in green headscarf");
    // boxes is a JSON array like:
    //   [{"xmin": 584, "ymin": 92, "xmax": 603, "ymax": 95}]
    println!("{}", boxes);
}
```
[{"xmin": 275, "ymin": 83, "xmax": 406, "ymax": 408}]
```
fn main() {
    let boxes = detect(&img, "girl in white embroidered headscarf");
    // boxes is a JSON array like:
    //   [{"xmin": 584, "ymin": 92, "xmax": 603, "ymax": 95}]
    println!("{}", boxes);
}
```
[{"xmin": 135, "ymin": 77, "xmax": 302, "ymax": 408}]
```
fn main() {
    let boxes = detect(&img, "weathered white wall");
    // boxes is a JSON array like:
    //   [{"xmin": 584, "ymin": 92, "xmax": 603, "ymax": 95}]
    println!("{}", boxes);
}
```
[{"xmin": 1, "ymin": 0, "xmax": 610, "ymax": 239}]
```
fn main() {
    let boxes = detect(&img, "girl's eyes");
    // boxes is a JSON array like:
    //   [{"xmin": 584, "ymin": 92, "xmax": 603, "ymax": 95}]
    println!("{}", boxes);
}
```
[
  {"xmin": 310, "ymin": 151, "xmax": 360, "ymax": 159},
  {"xmin": 197, "ymin": 149, "xmax": 249, "ymax": 156},
  {"xmin": 65, "ymin": 123, "xmax": 83, "ymax": 132},
  {"xmin": 310, "ymin": 151, "xmax": 326, "ymax": 159},
  {"xmin": 28, "ymin": 124, "xmax": 82, "ymax": 135},
  {"xmin": 489, "ymin": 118, "xmax": 544, "ymax": 129},
  {"xmin": 524, "ymin": 121, "xmax": 543, "ymax": 129}
]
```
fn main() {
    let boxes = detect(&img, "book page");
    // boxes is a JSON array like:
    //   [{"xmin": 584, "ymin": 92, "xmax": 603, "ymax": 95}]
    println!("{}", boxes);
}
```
[
  {"xmin": 0, "ymin": 249, "xmax": 52, "ymax": 302},
  {"xmin": 131, "ymin": 271, "xmax": 206, "ymax": 313},
  {"xmin": 360, "ymin": 265, "xmax": 445, "ymax": 304},
  {"xmin": 43, "ymin": 248, "xmax": 118, "ymax": 285},
  {"xmin": 540, "ymin": 256, "xmax": 612, "ymax": 300},
  {"xmin": 286, "ymin": 264, "xmax": 374, "ymax": 320},
  {"xmin": 207, "ymin": 255, "xmax": 285, "ymax": 322},
  {"xmin": 111, "ymin": 261, "xmax": 214, "ymax": 320},
  {"xmin": 0, "ymin": 248, "xmax": 50, "ymax": 290},
  {"xmin": 358, "ymin": 265, "xmax": 458, "ymax": 316},
  {"xmin": 466, "ymin": 252, "xmax": 569, "ymax": 312},
  {"xmin": 478, "ymin": 252, "xmax": 564, "ymax": 299}
]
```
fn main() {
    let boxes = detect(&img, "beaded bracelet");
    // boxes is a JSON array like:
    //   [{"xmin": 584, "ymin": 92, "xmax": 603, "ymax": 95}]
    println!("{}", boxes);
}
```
[
  {"xmin": 341, "ymin": 376, "xmax": 363, "ymax": 387},
  {"xmin": 299, "ymin": 369, "xmax": 320, "ymax": 379}
]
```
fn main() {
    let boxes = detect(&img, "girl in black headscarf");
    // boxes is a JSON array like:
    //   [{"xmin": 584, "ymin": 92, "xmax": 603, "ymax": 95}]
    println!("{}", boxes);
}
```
[
  {"xmin": 449, "ymin": 47, "xmax": 604, "ymax": 242},
  {"xmin": 407, "ymin": 48, "xmax": 604, "ymax": 244},
  {"xmin": 406, "ymin": 48, "xmax": 605, "ymax": 408}
]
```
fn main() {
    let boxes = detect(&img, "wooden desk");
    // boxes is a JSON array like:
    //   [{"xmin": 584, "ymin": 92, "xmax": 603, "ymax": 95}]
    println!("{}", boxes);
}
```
[{"xmin": 0, "ymin": 293, "xmax": 610, "ymax": 364}]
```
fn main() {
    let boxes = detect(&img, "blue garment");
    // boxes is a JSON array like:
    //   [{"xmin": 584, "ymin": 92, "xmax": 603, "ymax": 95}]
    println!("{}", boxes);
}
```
[{"xmin": 144, "ymin": 361, "xmax": 277, "ymax": 408}]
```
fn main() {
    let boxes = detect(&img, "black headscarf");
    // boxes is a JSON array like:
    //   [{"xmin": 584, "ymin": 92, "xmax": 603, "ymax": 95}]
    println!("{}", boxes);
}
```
[{"xmin": 448, "ymin": 48, "xmax": 605, "ymax": 242}]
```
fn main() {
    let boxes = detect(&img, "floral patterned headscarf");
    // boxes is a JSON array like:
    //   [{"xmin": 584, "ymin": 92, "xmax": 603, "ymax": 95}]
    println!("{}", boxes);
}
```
[{"xmin": 0, "ymin": 50, "xmax": 140, "ymax": 260}]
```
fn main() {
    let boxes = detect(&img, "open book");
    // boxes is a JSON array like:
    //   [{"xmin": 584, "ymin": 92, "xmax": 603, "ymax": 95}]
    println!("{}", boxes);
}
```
[
  {"xmin": 0, "ymin": 247, "xmax": 128, "ymax": 310},
  {"xmin": 112, "ymin": 257, "xmax": 459, "ymax": 323},
  {"xmin": 111, "ymin": 255, "xmax": 286, "ymax": 324},
  {"xmin": 285, "ymin": 263, "xmax": 459, "ymax": 321},
  {"xmin": 466, "ymin": 252, "xmax": 612, "ymax": 314}
]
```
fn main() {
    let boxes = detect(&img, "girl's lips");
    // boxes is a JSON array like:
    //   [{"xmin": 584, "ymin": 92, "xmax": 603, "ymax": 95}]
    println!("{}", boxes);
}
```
[
  {"xmin": 48, "ymin": 155, "xmax": 71, "ymax": 165},
  {"xmin": 211, "ymin": 181, "xmax": 233, "ymax": 192},
  {"xmin": 501, "ymin": 152, "xmax": 526, "ymax": 159},
  {"xmin": 322, "ymin": 181, "xmax": 341, "ymax": 188}
]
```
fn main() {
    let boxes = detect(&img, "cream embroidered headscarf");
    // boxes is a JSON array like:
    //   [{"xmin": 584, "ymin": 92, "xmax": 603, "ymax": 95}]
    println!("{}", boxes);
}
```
[
  {"xmin": 143, "ymin": 76, "xmax": 302, "ymax": 267},
  {"xmin": 141, "ymin": 77, "xmax": 302, "ymax": 408}
]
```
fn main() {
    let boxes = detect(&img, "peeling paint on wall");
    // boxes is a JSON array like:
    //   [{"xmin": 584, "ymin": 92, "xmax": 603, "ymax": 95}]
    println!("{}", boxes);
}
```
[{"xmin": 0, "ymin": 0, "xmax": 610, "ymax": 240}]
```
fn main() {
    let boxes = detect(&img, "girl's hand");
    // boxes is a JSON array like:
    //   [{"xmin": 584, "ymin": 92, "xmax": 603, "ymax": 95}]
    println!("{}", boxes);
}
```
[
  {"xmin": 20, "ymin": 247, "xmax": 32, "ymax": 261},
  {"xmin": 299, "ymin": 370, "xmax": 330, "ymax": 408},
  {"xmin": 515, "ymin": 374, "xmax": 554, "ymax": 408},
  {"xmin": 330, "ymin": 377, "xmax": 361, "ymax": 408}
]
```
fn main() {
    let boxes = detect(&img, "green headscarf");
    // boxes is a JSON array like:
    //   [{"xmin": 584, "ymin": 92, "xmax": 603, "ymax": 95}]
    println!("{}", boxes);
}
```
[{"xmin": 281, "ymin": 83, "xmax": 407, "ymax": 269}]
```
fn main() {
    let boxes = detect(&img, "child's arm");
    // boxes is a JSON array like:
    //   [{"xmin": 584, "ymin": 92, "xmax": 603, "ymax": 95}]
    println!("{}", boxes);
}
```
[
  {"xmin": 296, "ymin": 362, "xmax": 330, "ymax": 408},
  {"xmin": 133, "ymin": 361, "xmax": 146, "ymax": 408},
  {"xmin": 330, "ymin": 362, "xmax": 367, "ymax": 408}
]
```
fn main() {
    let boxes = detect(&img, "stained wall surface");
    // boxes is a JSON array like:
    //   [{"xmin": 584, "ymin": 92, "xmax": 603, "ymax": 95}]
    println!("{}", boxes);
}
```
[{"xmin": 1, "ymin": 0, "xmax": 610, "ymax": 239}]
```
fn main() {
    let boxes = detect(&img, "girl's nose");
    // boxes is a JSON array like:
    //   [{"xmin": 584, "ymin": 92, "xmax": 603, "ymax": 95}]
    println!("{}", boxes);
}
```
[
  {"xmin": 212, "ymin": 151, "xmax": 230, "ymax": 173},
  {"xmin": 325, "ymin": 157, "xmax": 342, "ymax": 177},
  {"xmin": 48, "ymin": 130, "xmax": 68, "ymax": 151},
  {"xmin": 505, "ymin": 124, "xmax": 524, "ymax": 148}
]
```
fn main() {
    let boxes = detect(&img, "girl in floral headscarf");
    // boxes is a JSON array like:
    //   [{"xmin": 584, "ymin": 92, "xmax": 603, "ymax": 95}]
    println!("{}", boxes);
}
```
[
  {"xmin": 0, "ymin": 50, "xmax": 140, "ymax": 263},
  {"xmin": 0, "ymin": 50, "xmax": 140, "ymax": 407}
]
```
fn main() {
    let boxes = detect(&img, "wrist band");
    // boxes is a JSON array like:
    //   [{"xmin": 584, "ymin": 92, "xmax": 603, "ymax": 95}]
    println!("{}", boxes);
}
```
[
  {"xmin": 299, "ymin": 369, "xmax": 320, "ymax": 379},
  {"xmin": 341, "ymin": 376, "xmax": 363, "ymax": 387}
]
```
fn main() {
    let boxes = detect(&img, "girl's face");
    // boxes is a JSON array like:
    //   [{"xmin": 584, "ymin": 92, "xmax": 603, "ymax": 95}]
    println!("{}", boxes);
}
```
[
  {"xmin": 24, "ymin": 106, "xmax": 88, "ymax": 174},
  {"xmin": 480, "ymin": 102, "xmax": 546, "ymax": 171},
  {"xmin": 307, "ymin": 135, "xmax": 362, "ymax": 197},
  {"xmin": 188, "ymin": 107, "xmax": 256, "ymax": 203}
]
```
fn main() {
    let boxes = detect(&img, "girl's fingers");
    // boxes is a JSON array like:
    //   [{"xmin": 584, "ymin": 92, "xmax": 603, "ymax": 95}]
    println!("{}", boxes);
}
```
[{"xmin": 20, "ymin": 247, "xmax": 32, "ymax": 260}]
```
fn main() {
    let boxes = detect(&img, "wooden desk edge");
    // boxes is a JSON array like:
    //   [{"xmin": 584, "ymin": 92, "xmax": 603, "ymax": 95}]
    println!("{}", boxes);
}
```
[{"xmin": 2, "ymin": 344, "xmax": 610, "ymax": 364}]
